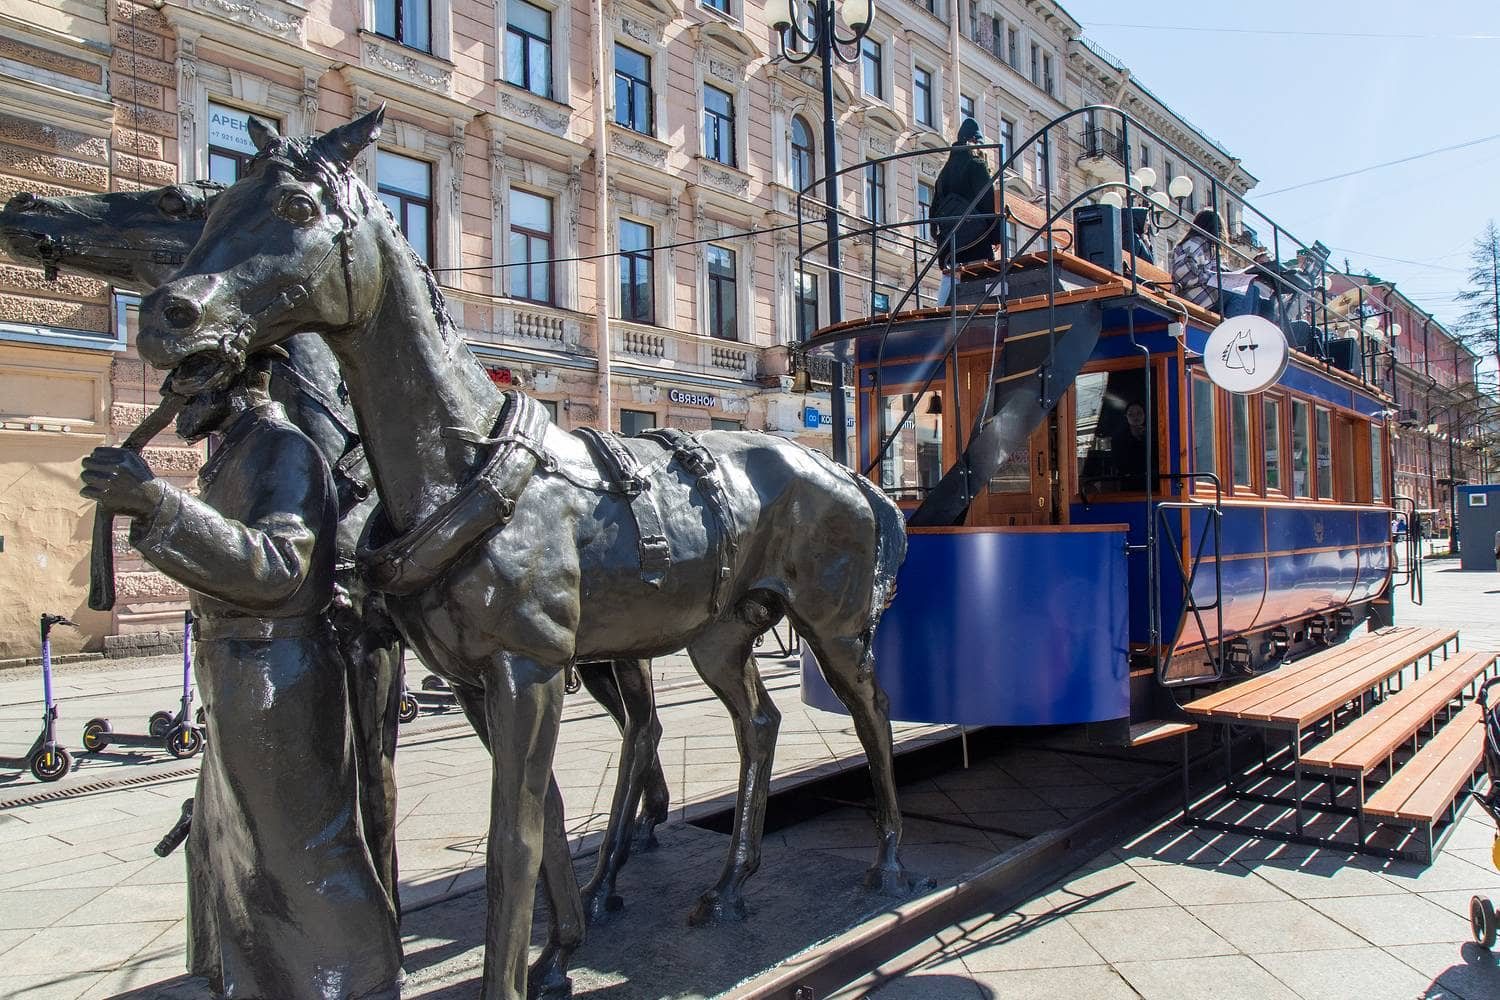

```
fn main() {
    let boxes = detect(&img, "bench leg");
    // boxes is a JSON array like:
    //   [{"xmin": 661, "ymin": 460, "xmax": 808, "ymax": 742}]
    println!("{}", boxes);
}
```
[
  {"xmin": 1292, "ymin": 731, "xmax": 1305, "ymax": 837},
  {"xmin": 1356, "ymin": 773, "xmax": 1368, "ymax": 848}
]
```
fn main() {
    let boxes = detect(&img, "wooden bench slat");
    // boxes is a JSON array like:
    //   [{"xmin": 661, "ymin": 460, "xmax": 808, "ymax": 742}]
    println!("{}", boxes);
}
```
[
  {"xmin": 1128, "ymin": 720, "xmax": 1198, "ymax": 747},
  {"xmin": 1227, "ymin": 629, "xmax": 1453, "ymax": 722},
  {"xmin": 1183, "ymin": 628, "xmax": 1409, "ymax": 715},
  {"xmin": 1364, "ymin": 703, "xmax": 1483, "ymax": 820},
  {"xmin": 1302, "ymin": 652, "xmax": 1495, "ymax": 773},
  {"xmin": 1243, "ymin": 640, "xmax": 1452, "ymax": 728}
]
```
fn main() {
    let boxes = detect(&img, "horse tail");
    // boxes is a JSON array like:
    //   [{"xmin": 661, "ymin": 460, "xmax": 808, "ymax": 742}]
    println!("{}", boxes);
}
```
[{"xmin": 850, "ymin": 472, "xmax": 908, "ymax": 624}]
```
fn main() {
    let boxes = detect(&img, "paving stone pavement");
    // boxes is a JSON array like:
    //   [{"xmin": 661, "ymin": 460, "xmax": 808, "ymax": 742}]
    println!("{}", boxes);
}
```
[{"xmin": 1, "ymin": 557, "xmax": 1497, "ymax": 999}]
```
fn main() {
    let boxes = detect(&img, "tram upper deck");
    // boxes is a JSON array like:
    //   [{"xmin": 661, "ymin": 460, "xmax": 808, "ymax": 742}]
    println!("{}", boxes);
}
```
[{"xmin": 795, "ymin": 107, "xmax": 1408, "ymax": 737}]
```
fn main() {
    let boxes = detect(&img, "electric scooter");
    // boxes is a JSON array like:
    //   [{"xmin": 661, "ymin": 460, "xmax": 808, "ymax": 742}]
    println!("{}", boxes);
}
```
[
  {"xmin": 397, "ymin": 673, "xmax": 459, "ymax": 724},
  {"xmin": 0, "ymin": 614, "xmax": 77, "ymax": 782},
  {"xmin": 1471, "ymin": 676, "xmax": 1500, "ymax": 948},
  {"xmin": 81, "ymin": 610, "xmax": 205, "ymax": 759}
]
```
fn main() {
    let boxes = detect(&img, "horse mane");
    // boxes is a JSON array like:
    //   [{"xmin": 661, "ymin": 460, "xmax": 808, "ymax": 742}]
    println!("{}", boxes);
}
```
[{"xmin": 249, "ymin": 136, "xmax": 457, "ymax": 344}]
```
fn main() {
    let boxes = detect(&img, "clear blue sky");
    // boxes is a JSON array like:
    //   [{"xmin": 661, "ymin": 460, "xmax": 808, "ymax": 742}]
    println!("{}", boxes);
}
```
[{"xmin": 1061, "ymin": 0, "xmax": 1500, "ymax": 340}]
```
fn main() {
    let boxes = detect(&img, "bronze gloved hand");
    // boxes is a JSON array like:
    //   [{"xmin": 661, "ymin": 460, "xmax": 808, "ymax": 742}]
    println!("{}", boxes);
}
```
[{"xmin": 80, "ymin": 447, "xmax": 164, "ymax": 517}]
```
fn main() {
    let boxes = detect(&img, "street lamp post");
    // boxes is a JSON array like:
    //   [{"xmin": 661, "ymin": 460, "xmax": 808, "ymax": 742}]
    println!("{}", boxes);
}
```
[{"xmin": 771, "ymin": 0, "xmax": 875, "ymax": 465}]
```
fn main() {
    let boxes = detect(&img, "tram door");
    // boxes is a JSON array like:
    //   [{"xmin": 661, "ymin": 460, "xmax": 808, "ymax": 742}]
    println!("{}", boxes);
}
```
[{"xmin": 958, "ymin": 355, "xmax": 1059, "ymax": 527}]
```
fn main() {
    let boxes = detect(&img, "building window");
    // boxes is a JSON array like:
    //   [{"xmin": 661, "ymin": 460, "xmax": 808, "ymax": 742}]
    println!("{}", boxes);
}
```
[
  {"xmin": 539, "ymin": 398, "xmax": 559, "ymax": 422},
  {"xmin": 864, "ymin": 160, "xmax": 886, "ymax": 224},
  {"xmin": 703, "ymin": 83, "xmax": 736, "ymax": 166},
  {"xmin": 861, "ymin": 38, "xmax": 884, "ymax": 99},
  {"xmin": 1030, "ymin": 42, "xmax": 1040, "ymax": 86},
  {"xmin": 1033, "ymin": 142, "xmax": 1048, "ymax": 189},
  {"xmin": 706, "ymin": 244, "xmax": 737, "ymax": 341},
  {"xmin": 711, "ymin": 417, "xmax": 741, "ymax": 431},
  {"xmin": 913, "ymin": 65, "xmax": 934, "ymax": 128},
  {"xmin": 1291, "ymin": 399, "xmax": 1311, "ymax": 496},
  {"xmin": 614, "ymin": 45, "xmax": 653, "ymax": 134},
  {"xmin": 1229, "ymin": 393, "xmax": 1252, "ymax": 489},
  {"xmin": 1139, "ymin": 144, "xmax": 1151, "ymax": 170},
  {"xmin": 917, "ymin": 180, "xmax": 933, "ymax": 227},
  {"xmin": 791, "ymin": 115, "xmax": 815, "ymax": 192},
  {"xmin": 1263, "ymin": 396, "xmax": 1283, "ymax": 493},
  {"xmin": 508, "ymin": 189, "xmax": 554, "ymax": 304},
  {"xmin": 375, "ymin": 0, "xmax": 430, "ymax": 52},
  {"xmin": 966, "ymin": 1, "xmax": 978, "ymax": 41},
  {"xmin": 1191, "ymin": 376, "xmax": 1216, "ymax": 479},
  {"xmin": 872, "ymin": 291, "xmax": 891, "ymax": 312},
  {"xmin": 1165, "ymin": 159, "xmax": 1176, "ymax": 188},
  {"xmin": 795, "ymin": 269, "xmax": 819, "ymax": 340},
  {"xmin": 621, "ymin": 408, "xmax": 656, "ymax": 435},
  {"xmin": 1315, "ymin": 406, "xmax": 1333, "ymax": 499},
  {"xmin": 376, "ymin": 150, "xmax": 434, "ymax": 264},
  {"xmin": 701, "ymin": 0, "xmax": 730, "ymax": 13},
  {"xmin": 206, "ymin": 103, "xmax": 264, "ymax": 184},
  {"xmin": 506, "ymin": 0, "xmax": 553, "ymax": 98},
  {"xmin": 1004, "ymin": 219, "xmax": 1018, "ymax": 256},
  {"xmin": 999, "ymin": 116, "xmax": 1014, "ymax": 163},
  {"xmin": 989, "ymin": 16, "xmax": 1003, "ymax": 58},
  {"xmin": 1007, "ymin": 26, "xmax": 1019, "ymax": 67},
  {"xmin": 960, "ymin": 93, "xmax": 976, "ymax": 122},
  {"xmin": 1041, "ymin": 52, "xmax": 1055, "ymax": 96},
  {"xmin": 114, "ymin": 292, "xmax": 140, "ymax": 345},
  {"xmin": 618, "ymin": 219, "xmax": 654, "ymax": 324}
]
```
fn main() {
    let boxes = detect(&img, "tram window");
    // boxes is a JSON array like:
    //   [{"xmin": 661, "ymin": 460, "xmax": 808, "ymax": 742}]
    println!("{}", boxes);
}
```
[
  {"xmin": 1190, "ymin": 376, "xmax": 1216, "ymax": 484},
  {"xmin": 1229, "ymin": 393, "xmax": 1253, "ymax": 490},
  {"xmin": 1338, "ymin": 417, "xmax": 1357, "ymax": 502},
  {"xmin": 1315, "ymin": 407, "xmax": 1333, "ymax": 500},
  {"xmin": 879, "ymin": 391, "xmax": 943, "ymax": 498},
  {"xmin": 1076, "ymin": 368, "xmax": 1159, "ymax": 494},
  {"xmin": 1263, "ymin": 397, "xmax": 1283, "ymax": 493},
  {"xmin": 1371, "ymin": 423, "xmax": 1385, "ymax": 502},
  {"xmin": 1291, "ymin": 400, "xmax": 1311, "ymax": 496}
]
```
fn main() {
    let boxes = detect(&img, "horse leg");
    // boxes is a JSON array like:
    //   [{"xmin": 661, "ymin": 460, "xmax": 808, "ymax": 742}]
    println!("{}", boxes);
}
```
[
  {"xmin": 578, "ymin": 659, "xmax": 670, "ymax": 851},
  {"xmin": 480, "ymin": 656, "xmax": 567, "ymax": 1000},
  {"xmin": 684, "ymin": 622, "xmax": 778, "ymax": 926},
  {"xmin": 577, "ymin": 658, "xmax": 666, "ymax": 924},
  {"xmin": 529, "ymin": 773, "xmax": 585, "ymax": 1000},
  {"xmin": 800, "ymin": 630, "xmax": 910, "ymax": 895}
]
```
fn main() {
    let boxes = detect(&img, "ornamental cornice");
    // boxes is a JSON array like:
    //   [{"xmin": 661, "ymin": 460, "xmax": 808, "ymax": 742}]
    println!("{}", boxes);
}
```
[
  {"xmin": 360, "ymin": 35, "xmax": 454, "ymax": 93},
  {"xmin": 499, "ymin": 88, "xmax": 571, "ymax": 136}
]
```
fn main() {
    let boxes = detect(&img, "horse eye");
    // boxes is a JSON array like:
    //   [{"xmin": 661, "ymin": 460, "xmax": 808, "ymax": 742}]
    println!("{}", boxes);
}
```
[
  {"xmin": 280, "ymin": 194, "xmax": 319, "ymax": 224},
  {"xmin": 158, "ymin": 189, "xmax": 189, "ymax": 217}
]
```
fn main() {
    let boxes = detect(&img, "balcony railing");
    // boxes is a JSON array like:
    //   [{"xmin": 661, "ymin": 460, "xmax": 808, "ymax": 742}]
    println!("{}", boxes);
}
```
[{"xmin": 1079, "ymin": 126, "xmax": 1127, "ymax": 166}]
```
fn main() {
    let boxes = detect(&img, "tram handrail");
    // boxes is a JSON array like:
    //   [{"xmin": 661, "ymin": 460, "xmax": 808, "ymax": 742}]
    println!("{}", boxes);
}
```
[
  {"xmin": 1151, "ymin": 473, "xmax": 1226, "ymax": 687},
  {"xmin": 1391, "ymin": 494, "xmax": 1424, "ymax": 606}
]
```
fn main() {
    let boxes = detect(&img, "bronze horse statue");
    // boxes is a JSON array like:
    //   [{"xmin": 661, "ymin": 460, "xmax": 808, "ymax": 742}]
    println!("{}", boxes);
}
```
[
  {"xmin": 0, "ymin": 184, "xmax": 677, "ymax": 923},
  {"xmin": 133, "ymin": 110, "xmax": 909, "ymax": 999}
]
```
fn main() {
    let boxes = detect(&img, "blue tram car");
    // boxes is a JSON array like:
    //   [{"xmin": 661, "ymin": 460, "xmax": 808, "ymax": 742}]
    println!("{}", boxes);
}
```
[{"xmin": 797, "ymin": 108, "xmax": 1408, "ymax": 743}]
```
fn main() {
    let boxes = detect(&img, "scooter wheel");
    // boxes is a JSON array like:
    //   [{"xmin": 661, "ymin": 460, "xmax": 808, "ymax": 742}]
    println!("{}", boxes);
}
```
[
  {"xmin": 1472, "ymin": 896, "xmax": 1497, "ymax": 949},
  {"xmin": 30, "ymin": 746, "xmax": 72, "ymax": 782},
  {"xmin": 421, "ymin": 675, "xmax": 449, "ymax": 692},
  {"xmin": 148, "ymin": 711, "xmax": 174, "ymax": 738},
  {"xmin": 398, "ymin": 694, "xmax": 420, "ymax": 724},
  {"xmin": 81, "ymin": 718, "xmax": 112, "ymax": 753},
  {"xmin": 165, "ymin": 726, "xmax": 204, "ymax": 759}
]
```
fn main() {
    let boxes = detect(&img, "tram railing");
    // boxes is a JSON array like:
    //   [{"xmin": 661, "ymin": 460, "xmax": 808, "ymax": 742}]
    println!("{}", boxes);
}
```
[
  {"xmin": 1150, "ymin": 473, "xmax": 1225, "ymax": 687},
  {"xmin": 1391, "ymin": 494, "xmax": 1425, "ymax": 606},
  {"xmin": 793, "ymin": 105, "xmax": 1391, "ymax": 516}
]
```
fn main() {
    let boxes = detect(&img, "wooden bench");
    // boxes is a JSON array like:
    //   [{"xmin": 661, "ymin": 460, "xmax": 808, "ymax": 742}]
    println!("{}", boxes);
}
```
[
  {"xmin": 1181, "ymin": 627, "xmax": 1411, "ymax": 716},
  {"xmin": 1301, "ymin": 651, "xmax": 1496, "ymax": 776},
  {"xmin": 1362, "ymin": 702, "xmax": 1487, "ymax": 859}
]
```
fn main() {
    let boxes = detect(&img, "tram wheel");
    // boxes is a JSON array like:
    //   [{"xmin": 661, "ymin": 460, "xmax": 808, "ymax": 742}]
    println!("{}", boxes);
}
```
[{"xmin": 1472, "ymin": 896, "xmax": 1497, "ymax": 949}]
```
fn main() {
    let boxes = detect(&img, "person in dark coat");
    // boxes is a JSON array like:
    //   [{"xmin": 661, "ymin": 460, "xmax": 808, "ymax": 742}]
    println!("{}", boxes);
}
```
[
  {"xmin": 931, "ymin": 117, "xmax": 1001, "ymax": 304},
  {"xmin": 79, "ymin": 354, "xmax": 402, "ymax": 1000}
]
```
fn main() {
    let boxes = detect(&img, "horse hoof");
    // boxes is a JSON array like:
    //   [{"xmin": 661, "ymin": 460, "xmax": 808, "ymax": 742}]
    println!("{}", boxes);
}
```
[
  {"xmin": 688, "ymin": 891, "xmax": 748, "ymax": 927},
  {"xmin": 526, "ymin": 967, "xmax": 572, "ymax": 1000},
  {"xmin": 584, "ymin": 891, "xmax": 625, "ymax": 925},
  {"xmin": 863, "ymin": 863, "xmax": 917, "ymax": 897},
  {"xmin": 631, "ymin": 828, "xmax": 660, "ymax": 853}
]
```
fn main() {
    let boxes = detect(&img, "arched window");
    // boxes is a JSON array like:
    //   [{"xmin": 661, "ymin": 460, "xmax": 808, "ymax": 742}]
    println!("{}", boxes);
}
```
[{"xmin": 791, "ymin": 116, "xmax": 815, "ymax": 193}]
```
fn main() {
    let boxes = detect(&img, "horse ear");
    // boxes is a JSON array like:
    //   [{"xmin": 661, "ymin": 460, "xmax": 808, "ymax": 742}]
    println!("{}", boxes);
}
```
[
  {"xmin": 315, "ymin": 106, "xmax": 386, "ymax": 167},
  {"xmin": 246, "ymin": 116, "xmax": 281, "ymax": 152}
]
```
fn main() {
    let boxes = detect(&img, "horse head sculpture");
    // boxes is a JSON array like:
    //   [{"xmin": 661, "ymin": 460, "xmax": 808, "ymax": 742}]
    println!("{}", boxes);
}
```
[
  {"xmin": 1221, "ymin": 328, "xmax": 1259, "ymax": 376},
  {"xmin": 0, "ymin": 182, "xmax": 221, "ymax": 290}
]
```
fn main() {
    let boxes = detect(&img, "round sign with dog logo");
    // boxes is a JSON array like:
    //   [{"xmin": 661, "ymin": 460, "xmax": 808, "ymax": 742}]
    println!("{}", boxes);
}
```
[{"xmin": 1203, "ymin": 315, "xmax": 1289, "ymax": 394}]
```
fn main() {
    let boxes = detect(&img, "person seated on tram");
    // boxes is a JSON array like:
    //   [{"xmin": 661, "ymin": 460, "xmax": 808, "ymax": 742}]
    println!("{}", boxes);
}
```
[
  {"xmin": 1127, "ymin": 205, "xmax": 1155, "ymax": 265},
  {"xmin": 932, "ymin": 117, "xmax": 1002, "ymax": 305},
  {"xmin": 1170, "ymin": 210, "xmax": 1275, "ymax": 321}
]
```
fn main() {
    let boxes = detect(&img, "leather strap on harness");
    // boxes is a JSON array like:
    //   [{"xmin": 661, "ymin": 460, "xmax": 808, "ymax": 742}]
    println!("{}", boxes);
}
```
[
  {"xmin": 359, "ymin": 391, "xmax": 551, "ymax": 595},
  {"xmin": 574, "ymin": 427, "xmax": 672, "ymax": 586},
  {"xmin": 639, "ymin": 428, "xmax": 738, "ymax": 616}
]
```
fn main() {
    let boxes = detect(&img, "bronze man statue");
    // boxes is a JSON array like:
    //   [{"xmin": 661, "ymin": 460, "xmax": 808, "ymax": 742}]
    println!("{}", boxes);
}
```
[
  {"xmin": 931, "ymin": 117, "xmax": 1002, "ymax": 304},
  {"xmin": 79, "ymin": 354, "xmax": 402, "ymax": 1000}
]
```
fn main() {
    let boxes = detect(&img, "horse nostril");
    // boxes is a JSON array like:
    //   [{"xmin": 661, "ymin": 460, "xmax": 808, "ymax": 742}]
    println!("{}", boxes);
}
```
[{"xmin": 162, "ymin": 296, "xmax": 202, "ymax": 330}]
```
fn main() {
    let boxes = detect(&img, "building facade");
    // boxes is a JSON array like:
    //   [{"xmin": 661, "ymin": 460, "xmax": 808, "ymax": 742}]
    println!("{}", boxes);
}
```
[{"xmin": 0, "ymin": 0, "xmax": 1287, "ymax": 655}]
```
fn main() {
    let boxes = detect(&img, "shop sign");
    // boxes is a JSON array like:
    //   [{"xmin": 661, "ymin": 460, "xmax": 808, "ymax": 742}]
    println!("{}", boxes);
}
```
[
  {"xmin": 668, "ymin": 388, "xmax": 716, "ymax": 408},
  {"xmin": 802, "ymin": 407, "xmax": 854, "ymax": 430},
  {"xmin": 1203, "ymin": 315, "xmax": 1289, "ymax": 394},
  {"xmin": 486, "ymin": 366, "xmax": 515, "ymax": 385}
]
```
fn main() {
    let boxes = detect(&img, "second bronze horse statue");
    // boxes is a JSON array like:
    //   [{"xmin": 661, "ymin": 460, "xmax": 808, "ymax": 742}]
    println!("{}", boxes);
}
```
[{"xmin": 132, "ymin": 109, "xmax": 909, "ymax": 1000}]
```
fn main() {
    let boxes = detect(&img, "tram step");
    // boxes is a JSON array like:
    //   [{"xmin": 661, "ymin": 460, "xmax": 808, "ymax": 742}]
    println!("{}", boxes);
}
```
[
  {"xmin": 1301, "ymin": 651, "xmax": 1498, "ymax": 776},
  {"xmin": 1363, "ymin": 702, "xmax": 1485, "ymax": 822},
  {"xmin": 1128, "ymin": 720, "xmax": 1197, "ymax": 747}
]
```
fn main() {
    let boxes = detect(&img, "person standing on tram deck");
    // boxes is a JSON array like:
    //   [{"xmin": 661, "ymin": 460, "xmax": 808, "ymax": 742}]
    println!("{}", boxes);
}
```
[
  {"xmin": 1171, "ymin": 209, "xmax": 1272, "ymax": 320},
  {"xmin": 78, "ymin": 353, "xmax": 402, "ymax": 1000},
  {"xmin": 932, "ymin": 117, "xmax": 1002, "ymax": 305}
]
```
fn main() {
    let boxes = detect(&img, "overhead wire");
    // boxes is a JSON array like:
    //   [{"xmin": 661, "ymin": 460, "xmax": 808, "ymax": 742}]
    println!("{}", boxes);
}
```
[{"xmin": 1086, "ymin": 22, "xmax": 1500, "ymax": 42}]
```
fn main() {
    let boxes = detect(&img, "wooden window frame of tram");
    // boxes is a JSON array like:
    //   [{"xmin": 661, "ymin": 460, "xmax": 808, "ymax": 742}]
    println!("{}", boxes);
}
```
[
  {"xmin": 857, "ymin": 370, "xmax": 960, "ymax": 511},
  {"xmin": 1064, "ymin": 353, "xmax": 1172, "ymax": 510}
]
